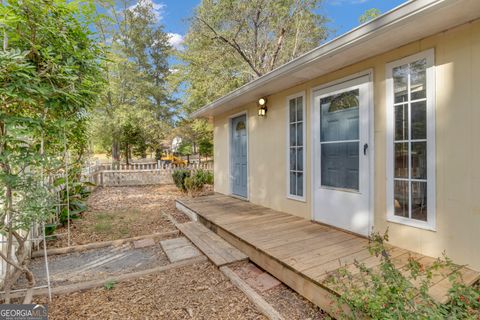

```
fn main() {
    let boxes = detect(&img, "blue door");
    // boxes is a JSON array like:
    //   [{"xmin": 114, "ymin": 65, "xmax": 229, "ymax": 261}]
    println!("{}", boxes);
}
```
[{"xmin": 231, "ymin": 115, "xmax": 248, "ymax": 198}]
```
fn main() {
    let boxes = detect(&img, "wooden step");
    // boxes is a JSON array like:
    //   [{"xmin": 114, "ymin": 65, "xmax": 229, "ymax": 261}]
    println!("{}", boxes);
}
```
[{"xmin": 177, "ymin": 222, "xmax": 248, "ymax": 267}]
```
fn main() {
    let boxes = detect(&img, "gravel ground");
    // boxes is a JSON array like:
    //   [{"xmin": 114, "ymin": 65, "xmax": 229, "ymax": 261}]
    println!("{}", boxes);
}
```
[
  {"xmin": 35, "ymin": 262, "xmax": 266, "ymax": 320},
  {"xmin": 49, "ymin": 185, "xmax": 183, "ymax": 247},
  {"xmin": 17, "ymin": 241, "xmax": 170, "ymax": 288}
]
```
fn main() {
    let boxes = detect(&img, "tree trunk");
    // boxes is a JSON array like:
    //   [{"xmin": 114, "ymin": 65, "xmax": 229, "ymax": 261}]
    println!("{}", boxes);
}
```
[
  {"xmin": 124, "ymin": 144, "xmax": 130, "ymax": 165},
  {"xmin": 112, "ymin": 139, "xmax": 120, "ymax": 163}
]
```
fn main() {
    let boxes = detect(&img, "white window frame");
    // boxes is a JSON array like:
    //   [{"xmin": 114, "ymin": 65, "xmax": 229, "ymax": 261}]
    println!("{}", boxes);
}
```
[
  {"xmin": 386, "ymin": 49, "xmax": 436, "ymax": 231},
  {"xmin": 286, "ymin": 91, "xmax": 306, "ymax": 202}
]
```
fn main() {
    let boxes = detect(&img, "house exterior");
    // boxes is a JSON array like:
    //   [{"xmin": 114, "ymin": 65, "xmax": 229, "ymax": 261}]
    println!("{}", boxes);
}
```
[{"xmin": 192, "ymin": 0, "xmax": 480, "ymax": 271}]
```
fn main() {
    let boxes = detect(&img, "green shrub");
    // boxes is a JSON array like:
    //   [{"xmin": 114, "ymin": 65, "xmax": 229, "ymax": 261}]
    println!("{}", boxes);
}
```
[
  {"xmin": 184, "ymin": 175, "xmax": 204, "ymax": 193},
  {"xmin": 194, "ymin": 169, "xmax": 213, "ymax": 185},
  {"xmin": 172, "ymin": 169, "xmax": 191, "ymax": 191},
  {"xmin": 326, "ymin": 230, "xmax": 480, "ymax": 319}
]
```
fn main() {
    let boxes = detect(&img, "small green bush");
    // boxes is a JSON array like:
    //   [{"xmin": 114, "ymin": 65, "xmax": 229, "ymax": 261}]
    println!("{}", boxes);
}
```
[
  {"xmin": 194, "ymin": 169, "xmax": 213, "ymax": 185},
  {"xmin": 184, "ymin": 175, "xmax": 204, "ymax": 193},
  {"xmin": 326, "ymin": 230, "xmax": 480, "ymax": 319},
  {"xmin": 172, "ymin": 169, "xmax": 191, "ymax": 191},
  {"xmin": 104, "ymin": 280, "xmax": 116, "ymax": 290},
  {"xmin": 173, "ymin": 169, "xmax": 213, "ymax": 193}
]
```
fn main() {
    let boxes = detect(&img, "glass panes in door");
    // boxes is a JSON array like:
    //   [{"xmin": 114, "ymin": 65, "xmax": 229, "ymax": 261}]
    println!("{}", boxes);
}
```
[{"xmin": 320, "ymin": 89, "xmax": 360, "ymax": 191}]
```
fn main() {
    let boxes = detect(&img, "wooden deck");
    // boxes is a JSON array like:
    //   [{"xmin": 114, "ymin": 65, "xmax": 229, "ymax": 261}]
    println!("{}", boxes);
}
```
[{"xmin": 176, "ymin": 194, "xmax": 480, "ymax": 314}]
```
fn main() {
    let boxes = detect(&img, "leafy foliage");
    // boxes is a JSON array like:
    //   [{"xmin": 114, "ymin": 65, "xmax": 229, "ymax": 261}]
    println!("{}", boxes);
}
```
[
  {"xmin": 0, "ymin": 0, "xmax": 104, "ymax": 301},
  {"xmin": 172, "ymin": 169, "xmax": 213, "ymax": 194},
  {"xmin": 176, "ymin": 0, "xmax": 330, "ymax": 113},
  {"xmin": 326, "ymin": 230, "xmax": 480, "ymax": 319},
  {"xmin": 172, "ymin": 169, "xmax": 191, "ymax": 192},
  {"xmin": 104, "ymin": 280, "xmax": 116, "ymax": 290},
  {"xmin": 359, "ymin": 8, "xmax": 381, "ymax": 24}
]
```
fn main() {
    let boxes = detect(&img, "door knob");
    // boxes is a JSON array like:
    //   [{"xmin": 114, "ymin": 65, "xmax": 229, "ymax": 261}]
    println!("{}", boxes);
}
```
[{"xmin": 363, "ymin": 143, "xmax": 369, "ymax": 155}]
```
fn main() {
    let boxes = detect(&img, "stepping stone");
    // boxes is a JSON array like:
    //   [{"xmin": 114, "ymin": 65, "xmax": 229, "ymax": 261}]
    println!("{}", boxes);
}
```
[
  {"xmin": 133, "ymin": 238, "xmax": 156, "ymax": 249},
  {"xmin": 160, "ymin": 237, "xmax": 201, "ymax": 263},
  {"xmin": 246, "ymin": 272, "xmax": 281, "ymax": 292},
  {"xmin": 241, "ymin": 263, "xmax": 264, "ymax": 278}
]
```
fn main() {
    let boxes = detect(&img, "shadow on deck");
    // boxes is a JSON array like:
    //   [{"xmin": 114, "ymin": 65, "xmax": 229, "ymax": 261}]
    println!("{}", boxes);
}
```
[{"xmin": 176, "ymin": 194, "xmax": 479, "ymax": 315}]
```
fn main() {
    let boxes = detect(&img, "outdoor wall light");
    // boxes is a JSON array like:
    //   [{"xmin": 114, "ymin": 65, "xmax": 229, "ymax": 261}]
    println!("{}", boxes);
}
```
[{"xmin": 258, "ymin": 97, "xmax": 267, "ymax": 116}]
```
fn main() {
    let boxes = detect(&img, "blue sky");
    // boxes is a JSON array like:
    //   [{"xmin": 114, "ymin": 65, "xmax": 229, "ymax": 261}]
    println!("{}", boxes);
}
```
[{"xmin": 158, "ymin": 0, "xmax": 407, "ymax": 49}]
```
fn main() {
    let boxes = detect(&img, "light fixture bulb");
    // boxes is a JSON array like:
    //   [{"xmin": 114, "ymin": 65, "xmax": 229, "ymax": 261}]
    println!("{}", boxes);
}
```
[{"xmin": 258, "ymin": 98, "xmax": 266, "ymax": 106}]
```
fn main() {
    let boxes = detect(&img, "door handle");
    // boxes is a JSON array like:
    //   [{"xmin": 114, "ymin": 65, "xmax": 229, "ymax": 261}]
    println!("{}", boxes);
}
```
[{"xmin": 363, "ymin": 143, "xmax": 369, "ymax": 155}]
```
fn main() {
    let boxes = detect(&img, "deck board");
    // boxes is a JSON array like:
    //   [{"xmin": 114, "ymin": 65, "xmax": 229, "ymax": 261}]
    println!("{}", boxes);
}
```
[
  {"xmin": 177, "ymin": 221, "xmax": 248, "ymax": 266},
  {"xmin": 176, "ymin": 195, "xmax": 479, "ymax": 311}
]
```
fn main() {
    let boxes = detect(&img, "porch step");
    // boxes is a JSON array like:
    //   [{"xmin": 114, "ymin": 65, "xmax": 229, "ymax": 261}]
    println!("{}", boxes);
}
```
[{"xmin": 177, "ymin": 221, "xmax": 248, "ymax": 267}]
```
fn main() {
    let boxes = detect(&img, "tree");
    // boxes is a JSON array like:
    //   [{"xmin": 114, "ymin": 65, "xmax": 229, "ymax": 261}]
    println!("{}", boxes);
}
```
[
  {"xmin": 359, "ymin": 8, "xmax": 381, "ymax": 24},
  {"xmin": 177, "ymin": 141, "xmax": 193, "ymax": 164},
  {"xmin": 92, "ymin": 0, "xmax": 176, "ymax": 162},
  {"xmin": 198, "ymin": 139, "xmax": 213, "ymax": 162},
  {"xmin": 174, "ymin": 118, "xmax": 213, "ymax": 155},
  {"xmin": 176, "ymin": 0, "xmax": 329, "ymax": 113},
  {"xmin": 0, "ymin": 0, "xmax": 104, "ymax": 301}
]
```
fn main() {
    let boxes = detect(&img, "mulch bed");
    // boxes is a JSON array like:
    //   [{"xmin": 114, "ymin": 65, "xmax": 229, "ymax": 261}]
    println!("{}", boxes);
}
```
[{"xmin": 35, "ymin": 262, "xmax": 266, "ymax": 320}]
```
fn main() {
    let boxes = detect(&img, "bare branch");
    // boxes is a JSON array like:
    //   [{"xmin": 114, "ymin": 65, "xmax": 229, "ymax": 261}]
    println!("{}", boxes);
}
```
[
  {"xmin": 269, "ymin": 27, "xmax": 286, "ymax": 71},
  {"xmin": 197, "ymin": 17, "xmax": 263, "ymax": 77}
]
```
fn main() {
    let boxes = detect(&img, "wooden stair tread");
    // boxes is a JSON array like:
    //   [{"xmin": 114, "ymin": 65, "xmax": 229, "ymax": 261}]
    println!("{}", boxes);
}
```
[{"xmin": 177, "ymin": 222, "xmax": 248, "ymax": 267}]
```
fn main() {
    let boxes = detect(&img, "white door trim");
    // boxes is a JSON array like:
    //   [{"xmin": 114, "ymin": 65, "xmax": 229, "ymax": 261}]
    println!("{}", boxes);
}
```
[
  {"xmin": 310, "ymin": 70, "xmax": 374, "ymax": 236},
  {"xmin": 228, "ymin": 111, "xmax": 249, "ymax": 200}
]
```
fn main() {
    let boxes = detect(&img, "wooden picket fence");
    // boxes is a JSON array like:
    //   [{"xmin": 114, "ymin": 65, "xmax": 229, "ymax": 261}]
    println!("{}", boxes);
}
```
[{"xmin": 83, "ymin": 161, "xmax": 213, "ymax": 187}]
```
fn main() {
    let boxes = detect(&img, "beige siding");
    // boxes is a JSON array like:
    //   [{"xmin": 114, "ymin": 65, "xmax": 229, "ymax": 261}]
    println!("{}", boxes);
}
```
[{"xmin": 212, "ymin": 20, "xmax": 480, "ymax": 270}]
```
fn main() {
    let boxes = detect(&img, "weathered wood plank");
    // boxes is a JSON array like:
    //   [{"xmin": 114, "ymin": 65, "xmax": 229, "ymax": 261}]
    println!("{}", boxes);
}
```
[{"xmin": 177, "ymin": 222, "xmax": 248, "ymax": 266}]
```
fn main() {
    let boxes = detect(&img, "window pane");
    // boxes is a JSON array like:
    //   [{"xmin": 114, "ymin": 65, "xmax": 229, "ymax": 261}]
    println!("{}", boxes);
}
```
[
  {"xmin": 394, "ymin": 180, "xmax": 409, "ymax": 218},
  {"xmin": 289, "ymin": 99, "xmax": 296, "ymax": 123},
  {"xmin": 290, "ymin": 148, "xmax": 297, "ymax": 171},
  {"xmin": 321, "ymin": 142, "xmax": 359, "ymax": 190},
  {"xmin": 296, "ymin": 173, "xmax": 304, "ymax": 197},
  {"xmin": 296, "ymin": 97, "xmax": 303, "ymax": 122},
  {"xmin": 393, "ymin": 64, "xmax": 408, "ymax": 103},
  {"xmin": 297, "ymin": 147, "xmax": 303, "ymax": 171},
  {"xmin": 411, "ymin": 181, "xmax": 427, "ymax": 221},
  {"xmin": 411, "ymin": 101, "xmax": 426, "ymax": 140},
  {"xmin": 296, "ymin": 122, "xmax": 303, "ymax": 147},
  {"xmin": 290, "ymin": 171, "xmax": 296, "ymax": 196},
  {"xmin": 394, "ymin": 143, "xmax": 408, "ymax": 178},
  {"xmin": 410, "ymin": 59, "xmax": 426, "ymax": 100},
  {"xmin": 320, "ymin": 90, "xmax": 359, "ymax": 142},
  {"xmin": 290, "ymin": 124, "xmax": 296, "ymax": 146},
  {"xmin": 395, "ymin": 104, "xmax": 408, "ymax": 141},
  {"xmin": 411, "ymin": 142, "xmax": 427, "ymax": 179}
]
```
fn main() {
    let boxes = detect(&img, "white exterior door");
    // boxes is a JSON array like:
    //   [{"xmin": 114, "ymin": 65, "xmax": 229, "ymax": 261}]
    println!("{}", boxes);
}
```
[{"xmin": 312, "ymin": 75, "xmax": 372, "ymax": 236}]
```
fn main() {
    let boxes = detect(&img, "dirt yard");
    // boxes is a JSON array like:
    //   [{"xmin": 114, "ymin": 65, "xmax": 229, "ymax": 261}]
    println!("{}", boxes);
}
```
[{"xmin": 50, "ymin": 185, "xmax": 183, "ymax": 247}]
